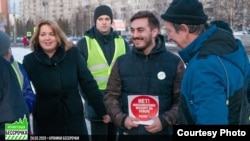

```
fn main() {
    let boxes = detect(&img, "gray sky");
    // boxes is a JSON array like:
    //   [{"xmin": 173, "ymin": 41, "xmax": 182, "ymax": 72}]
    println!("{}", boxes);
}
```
[{"xmin": 9, "ymin": 0, "xmax": 19, "ymax": 14}]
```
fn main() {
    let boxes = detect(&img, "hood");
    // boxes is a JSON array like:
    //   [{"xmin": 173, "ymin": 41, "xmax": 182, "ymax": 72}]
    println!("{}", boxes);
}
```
[
  {"xmin": 179, "ymin": 25, "xmax": 249, "ymax": 75},
  {"xmin": 198, "ymin": 29, "xmax": 248, "ymax": 75},
  {"xmin": 228, "ymin": 39, "xmax": 249, "ymax": 75}
]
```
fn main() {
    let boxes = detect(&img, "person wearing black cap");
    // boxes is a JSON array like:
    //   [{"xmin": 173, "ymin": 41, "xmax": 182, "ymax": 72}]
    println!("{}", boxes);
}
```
[
  {"xmin": 0, "ymin": 31, "xmax": 29, "ymax": 135},
  {"xmin": 0, "ymin": 31, "xmax": 35, "ymax": 116},
  {"xmin": 161, "ymin": 0, "xmax": 250, "ymax": 125},
  {"xmin": 77, "ymin": 5, "xmax": 130, "ymax": 141}
]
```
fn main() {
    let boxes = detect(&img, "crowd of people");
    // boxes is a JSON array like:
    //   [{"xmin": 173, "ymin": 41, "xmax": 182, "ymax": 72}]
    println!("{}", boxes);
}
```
[{"xmin": 1, "ymin": 0, "xmax": 250, "ymax": 141}]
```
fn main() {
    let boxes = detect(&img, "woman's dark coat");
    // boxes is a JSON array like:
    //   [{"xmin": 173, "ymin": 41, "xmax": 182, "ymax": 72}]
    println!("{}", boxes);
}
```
[{"xmin": 23, "ymin": 45, "xmax": 106, "ymax": 135}]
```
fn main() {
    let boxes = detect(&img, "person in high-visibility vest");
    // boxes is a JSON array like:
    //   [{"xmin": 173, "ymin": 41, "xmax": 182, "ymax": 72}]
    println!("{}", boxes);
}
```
[
  {"xmin": 4, "ymin": 48, "xmax": 36, "ymax": 134},
  {"xmin": 9, "ymin": 53, "xmax": 36, "ymax": 114},
  {"xmin": 77, "ymin": 5, "xmax": 130, "ymax": 141},
  {"xmin": 0, "ymin": 31, "xmax": 30, "ymax": 135}
]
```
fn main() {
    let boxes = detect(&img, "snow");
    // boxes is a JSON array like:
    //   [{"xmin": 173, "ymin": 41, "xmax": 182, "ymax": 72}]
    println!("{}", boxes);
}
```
[{"xmin": 12, "ymin": 47, "xmax": 32, "ymax": 63}]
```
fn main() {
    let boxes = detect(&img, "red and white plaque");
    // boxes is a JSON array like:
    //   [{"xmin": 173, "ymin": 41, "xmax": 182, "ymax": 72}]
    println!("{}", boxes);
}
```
[{"xmin": 128, "ymin": 95, "xmax": 159, "ymax": 125}]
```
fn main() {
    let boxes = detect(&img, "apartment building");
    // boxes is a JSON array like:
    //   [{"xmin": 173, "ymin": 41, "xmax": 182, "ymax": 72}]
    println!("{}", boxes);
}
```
[
  {"xmin": 16, "ymin": 0, "xmax": 172, "ymax": 35},
  {"xmin": 19, "ymin": 0, "xmax": 83, "ymax": 24},
  {"xmin": 12, "ymin": 0, "xmax": 250, "ymax": 35},
  {"xmin": 0, "ymin": 0, "xmax": 8, "ymax": 31}
]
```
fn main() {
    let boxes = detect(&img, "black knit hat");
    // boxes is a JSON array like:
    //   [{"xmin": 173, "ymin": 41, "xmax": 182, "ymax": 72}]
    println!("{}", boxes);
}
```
[
  {"xmin": 0, "ymin": 31, "xmax": 11, "ymax": 56},
  {"xmin": 161, "ymin": 0, "xmax": 208, "ymax": 25},
  {"xmin": 94, "ymin": 5, "xmax": 113, "ymax": 23}
]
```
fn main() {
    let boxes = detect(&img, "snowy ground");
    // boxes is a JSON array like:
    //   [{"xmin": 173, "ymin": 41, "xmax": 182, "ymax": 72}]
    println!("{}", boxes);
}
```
[
  {"xmin": 11, "ymin": 47, "xmax": 32, "ymax": 63},
  {"xmin": 12, "ymin": 47, "xmax": 91, "ymax": 135}
]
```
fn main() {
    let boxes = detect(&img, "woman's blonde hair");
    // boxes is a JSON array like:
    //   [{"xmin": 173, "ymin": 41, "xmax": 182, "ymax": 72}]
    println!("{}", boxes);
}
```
[{"xmin": 29, "ymin": 19, "xmax": 72, "ymax": 51}]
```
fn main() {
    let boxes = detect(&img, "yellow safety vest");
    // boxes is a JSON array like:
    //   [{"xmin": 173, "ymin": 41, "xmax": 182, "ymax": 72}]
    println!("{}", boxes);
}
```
[
  {"xmin": 11, "ymin": 60, "xmax": 23, "ymax": 90},
  {"xmin": 85, "ymin": 36, "xmax": 126, "ymax": 90}
]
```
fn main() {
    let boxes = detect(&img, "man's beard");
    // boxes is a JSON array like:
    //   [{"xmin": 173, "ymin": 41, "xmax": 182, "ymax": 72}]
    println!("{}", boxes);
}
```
[{"xmin": 134, "ymin": 38, "xmax": 153, "ymax": 52}]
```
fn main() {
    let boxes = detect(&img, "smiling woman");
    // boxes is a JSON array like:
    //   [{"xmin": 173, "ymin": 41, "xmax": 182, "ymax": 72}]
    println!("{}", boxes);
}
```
[
  {"xmin": 9, "ymin": 47, "xmax": 94, "ymax": 134},
  {"xmin": 21, "ymin": 20, "xmax": 108, "ymax": 137}
]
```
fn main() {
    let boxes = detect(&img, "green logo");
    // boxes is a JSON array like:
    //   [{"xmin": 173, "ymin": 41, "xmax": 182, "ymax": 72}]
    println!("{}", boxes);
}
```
[{"xmin": 5, "ymin": 115, "xmax": 28, "ymax": 140}]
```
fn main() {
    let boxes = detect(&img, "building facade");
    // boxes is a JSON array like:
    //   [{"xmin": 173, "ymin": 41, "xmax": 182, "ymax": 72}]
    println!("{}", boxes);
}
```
[
  {"xmin": 201, "ymin": 0, "xmax": 249, "ymax": 30},
  {"xmin": 7, "ymin": 0, "xmax": 250, "ymax": 36},
  {"xmin": 16, "ymin": 0, "xmax": 172, "ymax": 35},
  {"xmin": 0, "ymin": 0, "xmax": 8, "ymax": 31}
]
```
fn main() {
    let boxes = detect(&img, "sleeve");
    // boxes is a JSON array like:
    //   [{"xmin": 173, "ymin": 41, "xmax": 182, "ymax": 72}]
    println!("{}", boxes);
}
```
[
  {"xmin": 76, "ymin": 49, "xmax": 107, "ymax": 117},
  {"xmin": 191, "ymin": 59, "xmax": 228, "ymax": 124},
  {"xmin": 160, "ymin": 60, "xmax": 185, "ymax": 128},
  {"xmin": 18, "ymin": 63, "xmax": 36, "ymax": 114},
  {"xmin": 247, "ymin": 65, "xmax": 250, "ymax": 103},
  {"xmin": 104, "ymin": 61, "xmax": 127, "ymax": 128},
  {"xmin": 0, "ymin": 67, "xmax": 3, "ymax": 98},
  {"xmin": 76, "ymin": 37, "xmax": 88, "ymax": 59},
  {"xmin": 76, "ymin": 37, "xmax": 93, "ymax": 100}
]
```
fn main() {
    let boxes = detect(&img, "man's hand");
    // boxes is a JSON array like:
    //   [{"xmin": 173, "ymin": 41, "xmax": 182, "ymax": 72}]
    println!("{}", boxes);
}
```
[
  {"xmin": 124, "ymin": 116, "xmax": 139, "ymax": 130},
  {"xmin": 102, "ymin": 114, "xmax": 111, "ymax": 123},
  {"xmin": 144, "ymin": 116, "xmax": 162, "ymax": 133}
]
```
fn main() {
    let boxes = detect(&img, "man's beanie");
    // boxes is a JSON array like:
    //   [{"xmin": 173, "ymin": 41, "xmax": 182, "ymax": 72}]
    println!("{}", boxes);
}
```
[
  {"xmin": 161, "ymin": 0, "xmax": 208, "ymax": 25},
  {"xmin": 0, "ymin": 31, "xmax": 11, "ymax": 56},
  {"xmin": 210, "ymin": 20, "xmax": 233, "ymax": 34},
  {"xmin": 94, "ymin": 5, "xmax": 113, "ymax": 23}
]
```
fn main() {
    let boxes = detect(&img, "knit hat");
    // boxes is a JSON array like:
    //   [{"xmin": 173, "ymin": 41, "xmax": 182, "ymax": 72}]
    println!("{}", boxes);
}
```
[
  {"xmin": 210, "ymin": 20, "xmax": 233, "ymax": 33},
  {"xmin": 0, "ymin": 31, "xmax": 11, "ymax": 56},
  {"xmin": 161, "ymin": 0, "xmax": 208, "ymax": 25},
  {"xmin": 94, "ymin": 5, "xmax": 113, "ymax": 23}
]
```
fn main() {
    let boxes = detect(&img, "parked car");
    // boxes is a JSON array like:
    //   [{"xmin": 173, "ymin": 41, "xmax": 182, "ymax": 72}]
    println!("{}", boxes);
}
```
[
  {"xmin": 67, "ymin": 36, "xmax": 81, "ymax": 45},
  {"xmin": 121, "ymin": 35, "xmax": 133, "ymax": 47},
  {"xmin": 165, "ymin": 42, "xmax": 178, "ymax": 48}
]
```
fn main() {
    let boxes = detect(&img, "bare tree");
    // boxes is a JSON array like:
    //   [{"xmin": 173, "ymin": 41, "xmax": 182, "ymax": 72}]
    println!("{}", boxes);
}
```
[
  {"xmin": 75, "ymin": 6, "xmax": 84, "ymax": 37},
  {"xmin": 208, "ymin": 0, "xmax": 250, "ymax": 30},
  {"xmin": 25, "ymin": 19, "xmax": 35, "ymax": 37},
  {"xmin": 57, "ymin": 18, "xmax": 71, "ymax": 36}
]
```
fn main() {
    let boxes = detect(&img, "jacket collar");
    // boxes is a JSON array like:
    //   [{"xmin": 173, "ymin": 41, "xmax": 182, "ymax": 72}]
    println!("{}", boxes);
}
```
[
  {"xmin": 178, "ymin": 25, "xmax": 217, "ymax": 64},
  {"xmin": 34, "ymin": 43, "xmax": 66, "ymax": 65}
]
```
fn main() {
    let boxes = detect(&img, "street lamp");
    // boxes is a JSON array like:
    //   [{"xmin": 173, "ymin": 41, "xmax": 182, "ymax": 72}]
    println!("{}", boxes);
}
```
[
  {"xmin": 13, "ymin": 0, "xmax": 17, "ymax": 44},
  {"xmin": 42, "ymin": 0, "xmax": 48, "ymax": 19}
]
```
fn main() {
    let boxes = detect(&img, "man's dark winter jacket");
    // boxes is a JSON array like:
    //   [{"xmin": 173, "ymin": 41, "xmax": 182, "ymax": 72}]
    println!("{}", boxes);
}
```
[
  {"xmin": 0, "ymin": 57, "xmax": 29, "ymax": 135},
  {"xmin": 178, "ymin": 25, "xmax": 249, "ymax": 124},
  {"xmin": 104, "ymin": 35, "xmax": 185, "ymax": 135}
]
